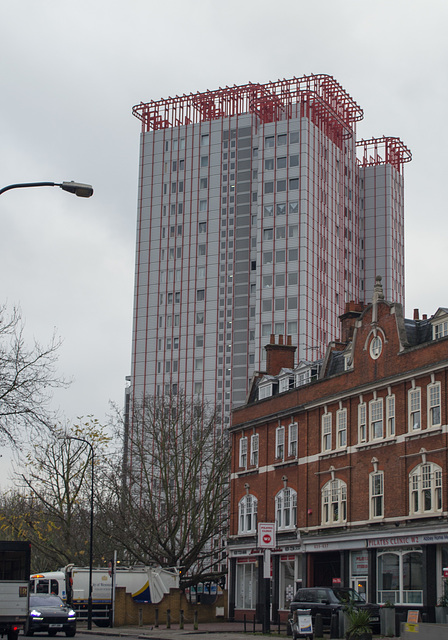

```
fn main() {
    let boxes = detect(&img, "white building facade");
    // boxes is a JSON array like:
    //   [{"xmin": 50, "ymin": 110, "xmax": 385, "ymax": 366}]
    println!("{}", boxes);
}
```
[{"xmin": 130, "ymin": 75, "xmax": 411, "ymax": 426}]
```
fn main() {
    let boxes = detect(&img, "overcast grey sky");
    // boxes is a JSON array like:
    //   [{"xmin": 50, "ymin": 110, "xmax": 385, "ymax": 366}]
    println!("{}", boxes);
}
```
[{"xmin": 1, "ymin": 0, "xmax": 447, "ymax": 484}]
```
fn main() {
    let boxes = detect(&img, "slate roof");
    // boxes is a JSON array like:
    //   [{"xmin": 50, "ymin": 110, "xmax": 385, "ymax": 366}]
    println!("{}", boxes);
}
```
[
  {"xmin": 326, "ymin": 351, "xmax": 347, "ymax": 377},
  {"xmin": 403, "ymin": 318, "xmax": 432, "ymax": 346}
]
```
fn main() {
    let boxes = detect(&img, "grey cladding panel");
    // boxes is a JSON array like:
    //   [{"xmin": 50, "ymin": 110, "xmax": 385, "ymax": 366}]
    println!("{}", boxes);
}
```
[
  {"xmin": 237, "ymin": 137, "xmax": 252, "ymax": 148},
  {"xmin": 238, "ymin": 148, "xmax": 251, "ymax": 160},
  {"xmin": 237, "ymin": 159, "xmax": 251, "ymax": 170},
  {"xmin": 236, "ymin": 215, "xmax": 250, "ymax": 227},
  {"xmin": 233, "ymin": 319, "xmax": 249, "ymax": 330}
]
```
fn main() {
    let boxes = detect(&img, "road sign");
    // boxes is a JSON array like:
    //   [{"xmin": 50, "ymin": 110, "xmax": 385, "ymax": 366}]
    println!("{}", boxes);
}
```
[{"xmin": 258, "ymin": 523, "xmax": 276, "ymax": 549}]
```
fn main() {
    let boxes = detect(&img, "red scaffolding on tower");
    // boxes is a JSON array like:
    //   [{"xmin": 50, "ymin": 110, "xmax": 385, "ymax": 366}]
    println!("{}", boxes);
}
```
[
  {"xmin": 356, "ymin": 136, "xmax": 412, "ymax": 173},
  {"xmin": 132, "ymin": 74, "xmax": 364, "ymax": 148}
]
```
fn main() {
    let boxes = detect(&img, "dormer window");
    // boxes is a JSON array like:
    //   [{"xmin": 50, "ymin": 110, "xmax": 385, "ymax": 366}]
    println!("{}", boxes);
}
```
[
  {"xmin": 344, "ymin": 351, "xmax": 353, "ymax": 370},
  {"xmin": 430, "ymin": 308, "xmax": 448, "ymax": 340},
  {"xmin": 433, "ymin": 320, "xmax": 448, "ymax": 340},
  {"xmin": 258, "ymin": 383, "xmax": 273, "ymax": 400},
  {"xmin": 278, "ymin": 369, "xmax": 294, "ymax": 393},
  {"xmin": 258, "ymin": 376, "xmax": 277, "ymax": 400},
  {"xmin": 279, "ymin": 376, "xmax": 294, "ymax": 392},
  {"xmin": 294, "ymin": 361, "xmax": 320, "ymax": 388},
  {"xmin": 295, "ymin": 369, "xmax": 311, "ymax": 387}
]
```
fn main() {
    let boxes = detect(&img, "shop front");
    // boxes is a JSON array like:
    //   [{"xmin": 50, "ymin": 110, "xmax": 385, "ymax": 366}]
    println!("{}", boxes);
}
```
[
  {"xmin": 302, "ymin": 525, "xmax": 448, "ymax": 619},
  {"xmin": 228, "ymin": 542, "xmax": 303, "ymax": 623},
  {"xmin": 229, "ymin": 527, "xmax": 448, "ymax": 622}
]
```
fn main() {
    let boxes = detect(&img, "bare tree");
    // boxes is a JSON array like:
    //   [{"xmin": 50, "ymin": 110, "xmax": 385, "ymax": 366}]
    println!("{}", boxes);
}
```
[
  {"xmin": 0, "ymin": 304, "xmax": 67, "ymax": 446},
  {"xmin": 101, "ymin": 395, "xmax": 230, "ymax": 583},
  {"xmin": 0, "ymin": 418, "xmax": 114, "ymax": 570}
]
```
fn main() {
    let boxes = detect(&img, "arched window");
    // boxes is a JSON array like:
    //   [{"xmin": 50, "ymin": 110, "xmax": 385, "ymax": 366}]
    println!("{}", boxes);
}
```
[
  {"xmin": 238, "ymin": 494, "xmax": 258, "ymax": 534},
  {"xmin": 322, "ymin": 478, "xmax": 347, "ymax": 525},
  {"xmin": 409, "ymin": 462, "xmax": 442, "ymax": 515},
  {"xmin": 275, "ymin": 488, "xmax": 297, "ymax": 530}
]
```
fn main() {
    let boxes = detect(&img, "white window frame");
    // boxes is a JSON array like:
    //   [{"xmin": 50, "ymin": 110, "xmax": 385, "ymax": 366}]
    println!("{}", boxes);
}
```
[
  {"xmin": 238, "ymin": 494, "xmax": 258, "ymax": 534},
  {"xmin": 239, "ymin": 437, "xmax": 248, "ymax": 469},
  {"xmin": 322, "ymin": 413, "xmax": 332, "ymax": 452},
  {"xmin": 433, "ymin": 320, "xmax": 448, "ymax": 339},
  {"xmin": 250, "ymin": 434, "xmax": 259, "ymax": 467},
  {"xmin": 386, "ymin": 395, "xmax": 395, "ymax": 437},
  {"xmin": 236, "ymin": 560, "xmax": 258, "ymax": 609},
  {"xmin": 358, "ymin": 403, "xmax": 367, "ymax": 443},
  {"xmin": 279, "ymin": 375, "xmax": 293, "ymax": 393},
  {"xmin": 288, "ymin": 423, "xmax": 298, "ymax": 457},
  {"xmin": 377, "ymin": 548, "xmax": 423, "ymax": 605},
  {"xmin": 336, "ymin": 409, "xmax": 347, "ymax": 448},
  {"xmin": 370, "ymin": 471, "xmax": 384, "ymax": 519},
  {"xmin": 409, "ymin": 462, "xmax": 442, "ymax": 515},
  {"xmin": 258, "ymin": 383, "xmax": 273, "ymax": 399},
  {"xmin": 428, "ymin": 382, "xmax": 441, "ymax": 428},
  {"xmin": 276, "ymin": 426, "xmax": 285, "ymax": 460},
  {"xmin": 276, "ymin": 488, "xmax": 297, "ymax": 530},
  {"xmin": 344, "ymin": 353, "xmax": 352, "ymax": 371},
  {"xmin": 279, "ymin": 557, "xmax": 296, "ymax": 610},
  {"xmin": 295, "ymin": 369, "xmax": 311, "ymax": 387},
  {"xmin": 369, "ymin": 398, "xmax": 383, "ymax": 440},
  {"xmin": 322, "ymin": 478, "xmax": 347, "ymax": 525},
  {"xmin": 408, "ymin": 388, "xmax": 421, "ymax": 432}
]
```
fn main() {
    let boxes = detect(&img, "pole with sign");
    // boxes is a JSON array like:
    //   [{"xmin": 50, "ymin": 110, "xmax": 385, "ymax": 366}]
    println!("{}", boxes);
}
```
[{"xmin": 258, "ymin": 524, "xmax": 275, "ymax": 633}]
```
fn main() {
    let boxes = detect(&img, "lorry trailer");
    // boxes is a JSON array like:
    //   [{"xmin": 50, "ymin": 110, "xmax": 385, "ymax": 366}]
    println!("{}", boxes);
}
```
[{"xmin": 30, "ymin": 564, "xmax": 179, "ymax": 626}]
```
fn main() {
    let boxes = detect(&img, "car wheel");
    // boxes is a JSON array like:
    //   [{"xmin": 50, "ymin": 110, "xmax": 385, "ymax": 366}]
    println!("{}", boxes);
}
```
[{"xmin": 65, "ymin": 630, "xmax": 76, "ymax": 637}]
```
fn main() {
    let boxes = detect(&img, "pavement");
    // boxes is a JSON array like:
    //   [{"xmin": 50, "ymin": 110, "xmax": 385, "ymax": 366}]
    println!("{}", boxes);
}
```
[
  {"xmin": 78, "ymin": 621, "xmax": 268, "ymax": 640},
  {"xmin": 77, "ymin": 620, "xmax": 400, "ymax": 640}
]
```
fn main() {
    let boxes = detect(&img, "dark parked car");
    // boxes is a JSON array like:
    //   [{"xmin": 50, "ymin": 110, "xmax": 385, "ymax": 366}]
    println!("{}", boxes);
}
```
[
  {"xmin": 289, "ymin": 587, "xmax": 380, "ymax": 633},
  {"xmin": 27, "ymin": 595, "xmax": 76, "ymax": 637}
]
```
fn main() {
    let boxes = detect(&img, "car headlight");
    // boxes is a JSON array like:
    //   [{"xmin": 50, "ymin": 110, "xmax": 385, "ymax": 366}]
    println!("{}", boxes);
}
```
[
  {"xmin": 68, "ymin": 610, "xmax": 76, "ymax": 618},
  {"xmin": 30, "ymin": 610, "xmax": 43, "ymax": 618}
]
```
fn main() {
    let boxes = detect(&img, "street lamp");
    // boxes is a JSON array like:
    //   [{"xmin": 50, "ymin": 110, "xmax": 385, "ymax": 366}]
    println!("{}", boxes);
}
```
[
  {"xmin": 0, "ymin": 181, "xmax": 94, "ymax": 197},
  {"xmin": 63, "ymin": 435, "xmax": 95, "ymax": 630}
]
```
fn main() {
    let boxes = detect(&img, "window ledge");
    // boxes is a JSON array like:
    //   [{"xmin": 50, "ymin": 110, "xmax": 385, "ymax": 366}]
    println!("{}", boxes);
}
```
[
  {"xmin": 318, "ymin": 449, "xmax": 347, "ymax": 459},
  {"xmin": 407, "ymin": 511, "xmax": 444, "ymax": 520},
  {"xmin": 367, "ymin": 516, "xmax": 385, "ymax": 523},
  {"xmin": 404, "ymin": 426, "xmax": 442, "ymax": 441},
  {"xmin": 236, "ymin": 468, "xmax": 259, "ymax": 477},
  {"xmin": 319, "ymin": 522, "xmax": 348, "ymax": 529},
  {"xmin": 273, "ymin": 459, "xmax": 298, "ymax": 468},
  {"xmin": 354, "ymin": 438, "xmax": 396, "ymax": 451}
]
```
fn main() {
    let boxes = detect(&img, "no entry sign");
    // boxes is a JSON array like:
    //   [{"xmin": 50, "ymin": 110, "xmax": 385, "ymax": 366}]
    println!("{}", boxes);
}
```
[{"xmin": 258, "ymin": 522, "xmax": 276, "ymax": 548}]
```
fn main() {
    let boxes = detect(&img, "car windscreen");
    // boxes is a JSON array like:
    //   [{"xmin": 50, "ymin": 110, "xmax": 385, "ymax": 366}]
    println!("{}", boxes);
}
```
[
  {"xmin": 333, "ymin": 588, "xmax": 364, "ymax": 604},
  {"xmin": 30, "ymin": 596, "xmax": 64, "ymax": 607}
]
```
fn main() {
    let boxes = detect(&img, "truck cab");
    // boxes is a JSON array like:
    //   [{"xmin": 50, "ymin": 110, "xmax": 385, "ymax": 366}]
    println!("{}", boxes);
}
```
[{"xmin": 0, "ymin": 541, "xmax": 31, "ymax": 640}]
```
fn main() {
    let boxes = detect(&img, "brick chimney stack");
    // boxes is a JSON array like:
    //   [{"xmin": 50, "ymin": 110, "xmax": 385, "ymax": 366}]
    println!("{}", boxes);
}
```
[
  {"xmin": 265, "ymin": 334, "xmax": 296, "ymax": 375},
  {"xmin": 339, "ymin": 301, "xmax": 365, "ymax": 343}
]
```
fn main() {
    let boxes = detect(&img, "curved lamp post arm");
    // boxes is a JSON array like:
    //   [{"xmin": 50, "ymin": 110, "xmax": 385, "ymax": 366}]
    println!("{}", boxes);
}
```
[{"xmin": 0, "ymin": 181, "xmax": 94, "ymax": 197}]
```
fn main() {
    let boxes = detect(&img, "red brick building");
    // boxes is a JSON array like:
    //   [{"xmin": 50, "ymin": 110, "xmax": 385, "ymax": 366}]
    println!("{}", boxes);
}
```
[{"xmin": 228, "ymin": 278, "xmax": 448, "ymax": 623}]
